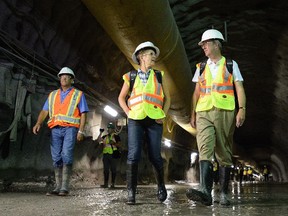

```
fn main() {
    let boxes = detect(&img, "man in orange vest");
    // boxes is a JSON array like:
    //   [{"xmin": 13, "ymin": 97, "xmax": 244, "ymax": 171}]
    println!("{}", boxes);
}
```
[
  {"xmin": 186, "ymin": 29, "xmax": 246, "ymax": 206},
  {"xmin": 118, "ymin": 41, "xmax": 171, "ymax": 205},
  {"xmin": 33, "ymin": 67, "xmax": 89, "ymax": 196}
]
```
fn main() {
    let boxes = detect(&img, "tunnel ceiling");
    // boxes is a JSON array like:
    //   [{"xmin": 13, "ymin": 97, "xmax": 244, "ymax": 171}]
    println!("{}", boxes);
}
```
[{"xmin": 1, "ymin": 0, "xmax": 288, "ymax": 177}]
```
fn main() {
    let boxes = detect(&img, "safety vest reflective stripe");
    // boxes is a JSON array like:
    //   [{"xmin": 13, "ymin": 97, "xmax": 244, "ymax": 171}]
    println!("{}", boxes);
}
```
[
  {"xmin": 200, "ymin": 82, "xmax": 234, "ymax": 94},
  {"xmin": 223, "ymin": 70, "xmax": 232, "ymax": 83},
  {"xmin": 212, "ymin": 84, "xmax": 234, "ymax": 93},
  {"xmin": 48, "ymin": 90, "xmax": 58, "ymax": 117},
  {"xmin": 50, "ymin": 114, "xmax": 80, "ymax": 125},
  {"xmin": 128, "ymin": 93, "xmax": 163, "ymax": 108},
  {"xmin": 67, "ymin": 89, "xmax": 81, "ymax": 116},
  {"xmin": 128, "ymin": 95, "xmax": 142, "ymax": 107},
  {"xmin": 153, "ymin": 75, "xmax": 162, "ymax": 95},
  {"xmin": 200, "ymin": 86, "xmax": 211, "ymax": 94},
  {"xmin": 144, "ymin": 93, "xmax": 163, "ymax": 108}
]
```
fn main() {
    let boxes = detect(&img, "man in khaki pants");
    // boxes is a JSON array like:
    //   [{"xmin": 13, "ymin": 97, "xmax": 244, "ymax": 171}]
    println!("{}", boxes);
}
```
[{"xmin": 187, "ymin": 29, "xmax": 246, "ymax": 206}]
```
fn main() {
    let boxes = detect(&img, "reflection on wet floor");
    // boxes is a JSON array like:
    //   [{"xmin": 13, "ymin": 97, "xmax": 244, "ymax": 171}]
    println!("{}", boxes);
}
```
[{"xmin": 1, "ymin": 182, "xmax": 288, "ymax": 216}]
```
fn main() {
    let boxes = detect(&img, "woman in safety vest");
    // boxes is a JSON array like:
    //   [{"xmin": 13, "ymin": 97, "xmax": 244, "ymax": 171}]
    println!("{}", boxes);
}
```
[
  {"xmin": 118, "ymin": 41, "xmax": 171, "ymax": 205},
  {"xmin": 186, "ymin": 29, "xmax": 246, "ymax": 206}
]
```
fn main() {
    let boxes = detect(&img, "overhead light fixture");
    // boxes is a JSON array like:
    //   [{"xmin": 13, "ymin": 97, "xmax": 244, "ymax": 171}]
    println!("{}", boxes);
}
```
[{"xmin": 104, "ymin": 105, "xmax": 118, "ymax": 117}]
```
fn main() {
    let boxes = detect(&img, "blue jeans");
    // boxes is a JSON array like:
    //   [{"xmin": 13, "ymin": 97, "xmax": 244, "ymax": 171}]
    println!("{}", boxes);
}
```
[
  {"xmin": 50, "ymin": 126, "xmax": 78, "ymax": 167},
  {"xmin": 127, "ymin": 117, "xmax": 164, "ymax": 170}
]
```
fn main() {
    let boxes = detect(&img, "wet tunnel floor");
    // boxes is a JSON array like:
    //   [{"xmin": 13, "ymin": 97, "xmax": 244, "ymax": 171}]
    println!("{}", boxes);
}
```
[{"xmin": 1, "ymin": 182, "xmax": 288, "ymax": 216}]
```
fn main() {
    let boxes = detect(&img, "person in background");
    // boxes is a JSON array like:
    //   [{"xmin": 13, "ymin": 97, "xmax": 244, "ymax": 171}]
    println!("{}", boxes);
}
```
[
  {"xmin": 33, "ymin": 67, "xmax": 89, "ymax": 196},
  {"xmin": 263, "ymin": 165, "xmax": 269, "ymax": 182},
  {"xmin": 238, "ymin": 163, "xmax": 244, "ymax": 185},
  {"xmin": 97, "ymin": 122, "xmax": 121, "ymax": 188},
  {"xmin": 118, "ymin": 41, "xmax": 171, "ymax": 205},
  {"xmin": 247, "ymin": 167, "xmax": 253, "ymax": 182},
  {"xmin": 186, "ymin": 29, "xmax": 246, "ymax": 206},
  {"xmin": 243, "ymin": 167, "xmax": 248, "ymax": 182}
]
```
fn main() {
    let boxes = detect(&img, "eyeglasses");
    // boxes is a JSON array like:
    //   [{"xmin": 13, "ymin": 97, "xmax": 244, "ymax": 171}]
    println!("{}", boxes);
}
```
[
  {"xmin": 200, "ymin": 40, "xmax": 214, "ymax": 48},
  {"xmin": 142, "ymin": 52, "xmax": 156, "ymax": 57}
]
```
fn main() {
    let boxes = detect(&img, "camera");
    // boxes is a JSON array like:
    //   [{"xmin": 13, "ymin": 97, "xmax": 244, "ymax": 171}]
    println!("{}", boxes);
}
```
[{"xmin": 100, "ymin": 128, "xmax": 104, "ymax": 132}]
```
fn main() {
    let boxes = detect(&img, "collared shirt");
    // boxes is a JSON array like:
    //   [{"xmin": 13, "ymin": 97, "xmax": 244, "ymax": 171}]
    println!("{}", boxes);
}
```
[
  {"xmin": 192, "ymin": 57, "xmax": 244, "ymax": 82},
  {"xmin": 137, "ymin": 69, "xmax": 151, "ymax": 86},
  {"xmin": 42, "ymin": 87, "xmax": 89, "ymax": 113}
]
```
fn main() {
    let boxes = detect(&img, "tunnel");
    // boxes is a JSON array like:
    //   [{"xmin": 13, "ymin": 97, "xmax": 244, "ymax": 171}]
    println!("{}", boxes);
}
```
[{"xmin": 0, "ymin": 0, "xmax": 288, "ymax": 214}]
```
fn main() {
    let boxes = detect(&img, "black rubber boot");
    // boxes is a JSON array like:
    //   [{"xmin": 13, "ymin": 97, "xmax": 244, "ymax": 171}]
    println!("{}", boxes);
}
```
[
  {"xmin": 59, "ymin": 165, "xmax": 72, "ymax": 196},
  {"xmin": 126, "ymin": 163, "xmax": 138, "ymax": 205},
  {"xmin": 111, "ymin": 172, "xmax": 116, "ymax": 188},
  {"xmin": 219, "ymin": 166, "xmax": 231, "ymax": 206},
  {"xmin": 186, "ymin": 160, "xmax": 213, "ymax": 206},
  {"xmin": 154, "ymin": 167, "xmax": 167, "ymax": 202},
  {"xmin": 101, "ymin": 171, "xmax": 109, "ymax": 188},
  {"xmin": 46, "ymin": 167, "xmax": 62, "ymax": 196}
]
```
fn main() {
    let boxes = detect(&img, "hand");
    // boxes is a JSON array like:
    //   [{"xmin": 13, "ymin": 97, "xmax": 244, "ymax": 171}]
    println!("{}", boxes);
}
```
[
  {"xmin": 155, "ymin": 118, "xmax": 165, "ymax": 124},
  {"xmin": 33, "ymin": 123, "xmax": 41, "ymax": 135},
  {"xmin": 236, "ymin": 109, "xmax": 246, "ymax": 128},
  {"xmin": 125, "ymin": 109, "xmax": 130, "ymax": 117},
  {"xmin": 77, "ymin": 133, "xmax": 84, "ymax": 141}
]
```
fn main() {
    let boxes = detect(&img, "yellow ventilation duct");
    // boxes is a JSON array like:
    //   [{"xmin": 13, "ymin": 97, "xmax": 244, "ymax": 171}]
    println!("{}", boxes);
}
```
[{"xmin": 82, "ymin": 0, "xmax": 196, "ymax": 135}]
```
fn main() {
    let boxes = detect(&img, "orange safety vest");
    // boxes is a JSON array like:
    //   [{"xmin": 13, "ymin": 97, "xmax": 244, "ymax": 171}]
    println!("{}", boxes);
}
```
[
  {"xmin": 196, "ymin": 57, "xmax": 235, "ymax": 112},
  {"xmin": 47, "ymin": 88, "xmax": 82, "ymax": 128},
  {"xmin": 124, "ymin": 70, "xmax": 165, "ymax": 120}
]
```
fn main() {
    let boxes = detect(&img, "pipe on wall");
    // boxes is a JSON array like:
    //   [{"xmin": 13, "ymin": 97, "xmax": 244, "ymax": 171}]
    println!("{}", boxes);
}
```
[{"xmin": 82, "ymin": 0, "xmax": 196, "ymax": 136}]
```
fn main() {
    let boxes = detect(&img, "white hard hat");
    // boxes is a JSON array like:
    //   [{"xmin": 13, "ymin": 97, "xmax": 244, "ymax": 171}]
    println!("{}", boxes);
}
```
[
  {"xmin": 58, "ymin": 67, "xmax": 75, "ymax": 78},
  {"xmin": 198, "ymin": 29, "xmax": 225, "ymax": 45},
  {"xmin": 132, "ymin": 41, "xmax": 160, "ymax": 64}
]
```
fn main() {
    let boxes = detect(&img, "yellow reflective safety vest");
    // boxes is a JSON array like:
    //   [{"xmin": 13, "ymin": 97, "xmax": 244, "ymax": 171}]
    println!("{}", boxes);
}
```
[
  {"xmin": 124, "ymin": 70, "xmax": 165, "ymax": 120},
  {"xmin": 196, "ymin": 57, "xmax": 235, "ymax": 112},
  {"xmin": 102, "ymin": 133, "xmax": 117, "ymax": 154}
]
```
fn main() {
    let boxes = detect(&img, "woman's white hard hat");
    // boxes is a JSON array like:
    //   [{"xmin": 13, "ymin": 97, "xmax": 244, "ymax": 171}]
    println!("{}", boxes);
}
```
[
  {"xmin": 58, "ymin": 67, "xmax": 75, "ymax": 78},
  {"xmin": 198, "ymin": 29, "xmax": 225, "ymax": 46},
  {"xmin": 132, "ymin": 41, "xmax": 160, "ymax": 64}
]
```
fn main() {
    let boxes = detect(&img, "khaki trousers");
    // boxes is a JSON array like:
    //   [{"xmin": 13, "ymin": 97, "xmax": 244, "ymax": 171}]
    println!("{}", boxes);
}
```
[{"xmin": 196, "ymin": 107, "xmax": 235, "ymax": 166}]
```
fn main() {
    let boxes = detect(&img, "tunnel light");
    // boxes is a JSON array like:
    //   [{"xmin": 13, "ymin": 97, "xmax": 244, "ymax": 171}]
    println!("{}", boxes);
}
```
[
  {"xmin": 164, "ymin": 139, "xmax": 171, "ymax": 148},
  {"xmin": 190, "ymin": 152, "xmax": 198, "ymax": 164},
  {"xmin": 104, "ymin": 105, "xmax": 118, "ymax": 117}
]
